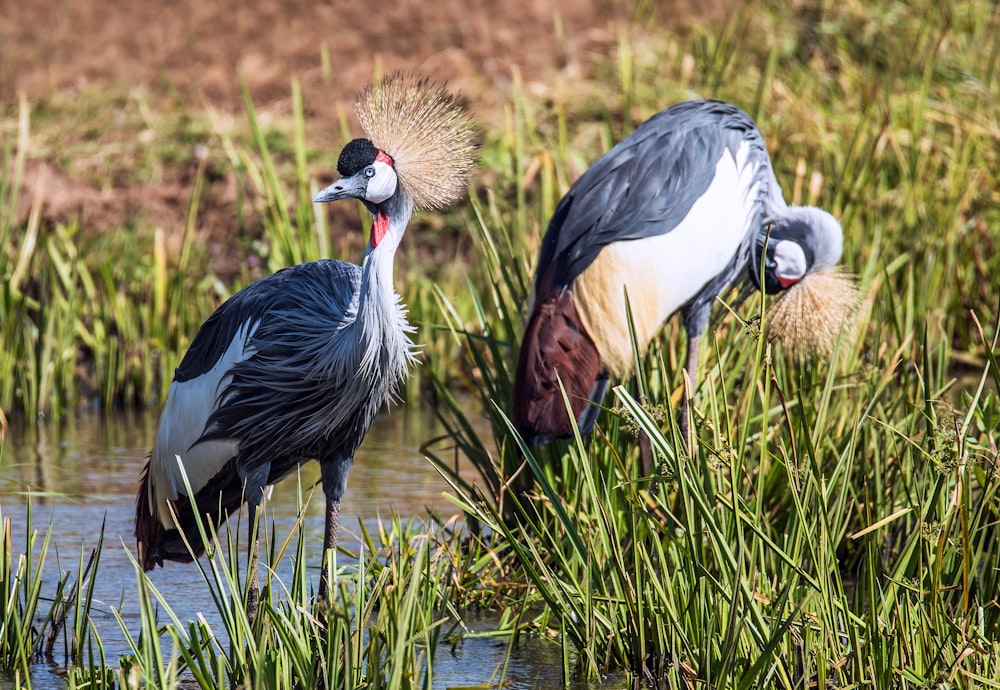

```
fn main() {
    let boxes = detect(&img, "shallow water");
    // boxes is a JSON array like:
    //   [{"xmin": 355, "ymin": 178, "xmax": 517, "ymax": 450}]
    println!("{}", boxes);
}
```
[{"xmin": 0, "ymin": 405, "xmax": 622, "ymax": 689}]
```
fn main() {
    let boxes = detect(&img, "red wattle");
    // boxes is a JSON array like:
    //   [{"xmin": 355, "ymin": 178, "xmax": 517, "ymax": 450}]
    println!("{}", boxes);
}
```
[{"xmin": 371, "ymin": 212, "xmax": 390, "ymax": 247}]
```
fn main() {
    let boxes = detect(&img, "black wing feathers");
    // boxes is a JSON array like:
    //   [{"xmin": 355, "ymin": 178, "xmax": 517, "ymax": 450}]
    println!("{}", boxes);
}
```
[{"xmin": 172, "ymin": 261, "xmax": 359, "ymax": 383}]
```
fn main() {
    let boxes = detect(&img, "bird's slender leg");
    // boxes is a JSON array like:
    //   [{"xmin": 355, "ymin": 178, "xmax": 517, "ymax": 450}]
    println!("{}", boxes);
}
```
[
  {"xmin": 679, "ymin": 333, "xmax": 701, "ymax": 456},
  {"xmin": 240, "ymin": 465, "xmax": 269, "ymax": 623},
  {"xmin": 246, "ymin": 501, "xmax": 261, "ymax": 622},
  {"xmin": 318, "ymin": 455, "xmax": 352, "ymax": 605},
  {"xmin": 318, "ymin": 496, "xmax": 342, "ymax": 604}
]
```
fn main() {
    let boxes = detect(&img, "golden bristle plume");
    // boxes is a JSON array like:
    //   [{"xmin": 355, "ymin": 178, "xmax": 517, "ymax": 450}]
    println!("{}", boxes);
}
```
[
  {"xmin": 355, "ymin": 73, "xmax": 479, "ymax": 211},
  {"xmin": 767, "ymin": 268, "xmax": 862, "ymax": 358}
]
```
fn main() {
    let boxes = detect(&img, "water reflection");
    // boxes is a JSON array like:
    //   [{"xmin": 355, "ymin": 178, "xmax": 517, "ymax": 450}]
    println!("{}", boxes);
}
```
[
  {"xmin": 0, "ymin": 405, "xmax": 625, "ymax": 690},
  {"xmin": 1, "ymin": 405, "xmax": 461, "ymax": 514}
]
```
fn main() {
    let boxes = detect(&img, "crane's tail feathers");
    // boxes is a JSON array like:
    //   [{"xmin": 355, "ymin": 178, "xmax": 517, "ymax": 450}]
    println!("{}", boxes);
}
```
[
  {"xmin": 134, "ymin": 457, "xmax": 245, "ymax": 572},
  {"xmin": 512, "ymin": 290, "xmax": 606, "ymax": 445}
]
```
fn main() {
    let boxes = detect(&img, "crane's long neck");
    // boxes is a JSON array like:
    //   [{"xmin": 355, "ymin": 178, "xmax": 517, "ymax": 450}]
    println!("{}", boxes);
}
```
[
  {"xmin": 359, "ymin": 192, "xmax": 413, "ymax": 309},
  {"xmin": 354, "ymin": 192, "xmax": 416, "ymax": 385}
]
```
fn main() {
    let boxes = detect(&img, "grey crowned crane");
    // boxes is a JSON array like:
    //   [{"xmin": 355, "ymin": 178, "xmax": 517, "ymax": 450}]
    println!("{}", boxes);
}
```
[
  {"xmin": 512, "ymin": 99, "xmax": 855, "ymax": 449},
  {"xmin": 134, "ymin": 75, "xmax": 478, "ymax": 605}
]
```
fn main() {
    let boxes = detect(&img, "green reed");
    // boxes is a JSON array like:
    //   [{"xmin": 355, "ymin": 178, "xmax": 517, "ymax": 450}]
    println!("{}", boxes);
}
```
[
  {"xmin": 107, "ymin": 472, "xmax": 505, "ymax": 690},
  {"xmin": 0, "ymin": 497, "xmax": 109, "ymax": 688},
  {"xmin": 0, "ymin": 111, "xmax": 221, "ymax": 418}
]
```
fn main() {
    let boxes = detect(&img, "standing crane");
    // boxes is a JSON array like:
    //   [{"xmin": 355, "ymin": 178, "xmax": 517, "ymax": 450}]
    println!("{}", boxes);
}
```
[
  {"xmin": 513, "ymin": 99, "xmax": 852, "ymax": 451},
  {"xmin": 134, "ymin": 74, "xmax": 478, "ymax": 608}
]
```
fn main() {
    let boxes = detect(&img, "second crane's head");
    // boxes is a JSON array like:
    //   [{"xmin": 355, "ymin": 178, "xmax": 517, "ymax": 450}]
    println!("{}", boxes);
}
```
[
  {"xmin": 751, "ymin": 205, "xmax": 860, "ymax": 357},
  {"xmin": 752, "ymin": 206, "xmax": 844, "ymax": 295},
  {"xmin": 313, "ymin": 73, "xmax": 479, "ymax": 251}
]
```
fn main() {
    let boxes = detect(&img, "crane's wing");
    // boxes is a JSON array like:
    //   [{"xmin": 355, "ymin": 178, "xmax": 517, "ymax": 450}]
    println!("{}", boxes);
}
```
[
  {"xmin": 172, "ymin": 260, "xmax": 359, "ymax": 382},
  {"xmin": 146, "ymin": 260, "xmax": 361, "ymax": 521},
  {"xmin": 535, "ymin": 100, "xmax": 763, "ymax": 293},
  {"xmin": 137, "ymin": 259, "xmax": 367, "ymax": 569},
  {"xmin": 514, "ymin": 100, "xmax": 774, "ymax": 445}
]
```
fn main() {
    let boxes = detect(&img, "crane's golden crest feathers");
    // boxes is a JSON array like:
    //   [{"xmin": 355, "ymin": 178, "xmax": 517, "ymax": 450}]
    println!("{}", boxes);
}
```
[
  {"xmin": 767, "ymin": 268, "xmax": 861, "ymax": 357},
  {"xmin": 355, "ymin": 73, "xmax": 479, "ymax": 211}
]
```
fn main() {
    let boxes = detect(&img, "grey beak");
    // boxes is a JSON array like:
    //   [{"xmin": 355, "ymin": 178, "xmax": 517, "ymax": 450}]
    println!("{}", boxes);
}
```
[{"xmin": 313, "ymin": 174, "xmax": 366, "ymax": 203}]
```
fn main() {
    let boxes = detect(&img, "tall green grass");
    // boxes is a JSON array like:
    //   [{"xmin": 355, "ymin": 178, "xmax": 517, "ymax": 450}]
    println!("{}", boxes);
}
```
[
  {"xmin": 0, "ymin": 100, "xmax": 223, "ymax": 418},
  {"xmin": 0, "ymin": 476, "xmax": 511, "ymax": 689},
  {"xmin": 0, "ymin": 500, "xmax": 109, "ymax": 687}
]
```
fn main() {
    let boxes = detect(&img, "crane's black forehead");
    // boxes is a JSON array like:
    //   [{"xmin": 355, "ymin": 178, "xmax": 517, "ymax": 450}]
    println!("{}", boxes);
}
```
[
  {"xmin": 766, "ymin": 217, "xmax": 815, "ymax": 266},
  {"xmin": 337, "ymin": 138, "xmax": 379, "ymax": 176},
  {"xmin": 768, "ymin": 217, "xmax": 813, "ymax": 244}
]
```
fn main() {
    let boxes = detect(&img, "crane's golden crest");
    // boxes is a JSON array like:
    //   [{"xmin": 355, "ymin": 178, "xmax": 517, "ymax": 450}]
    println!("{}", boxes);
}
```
[
  {"xmin": 355, "ymin": 73, "xmax": 479, "ymax": 211},
  {"xmin": 767, "ymin": 268, "xmax": 861, "ymax": 357}
]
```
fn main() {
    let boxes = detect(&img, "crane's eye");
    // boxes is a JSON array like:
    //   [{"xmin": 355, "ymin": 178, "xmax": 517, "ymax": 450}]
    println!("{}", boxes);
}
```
[{"xmin": 363, "ymin": 161, "xmax": 398, "ymax": 204}]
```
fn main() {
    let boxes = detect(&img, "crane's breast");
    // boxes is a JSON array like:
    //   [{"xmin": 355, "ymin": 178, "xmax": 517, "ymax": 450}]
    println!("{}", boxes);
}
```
[{"xmin": 572, "ymin": 140, "xmax": 762, "ymax": 377}]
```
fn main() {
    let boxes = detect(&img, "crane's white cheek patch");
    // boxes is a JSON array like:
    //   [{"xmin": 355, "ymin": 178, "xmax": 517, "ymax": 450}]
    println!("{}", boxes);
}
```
[
  {"xmin": 774, "ymin": 240, "xmax": 808, "ymax": 286},
  {"xmin": 365, "ymin": 161, "xmax": 397, "ymax": 204}
]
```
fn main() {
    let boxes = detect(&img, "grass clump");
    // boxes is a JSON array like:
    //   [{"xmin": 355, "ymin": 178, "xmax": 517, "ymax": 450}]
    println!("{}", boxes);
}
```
[
  {"xmin": 0, "ymin": 472, "xmax": 511, "ymax": 689},
  {"xmin": 113, "ymin": 493, "xmax": 508, "ymax": 690},
  {"xmin": 0, "ymin": 500, "xmax": 109, "ymax": 687}
]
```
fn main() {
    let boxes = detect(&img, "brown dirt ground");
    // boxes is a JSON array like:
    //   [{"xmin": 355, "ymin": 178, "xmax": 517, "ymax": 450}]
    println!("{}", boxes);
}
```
[{"xmin": 1, "ymin": 0, "xmax": 723, "ymax": 267}]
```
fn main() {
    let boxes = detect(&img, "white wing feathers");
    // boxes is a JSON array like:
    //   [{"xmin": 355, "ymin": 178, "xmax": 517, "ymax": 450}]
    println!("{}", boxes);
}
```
[{"xmin": 148, "ymin": 318, "xmax": 260, "ymax": 527}]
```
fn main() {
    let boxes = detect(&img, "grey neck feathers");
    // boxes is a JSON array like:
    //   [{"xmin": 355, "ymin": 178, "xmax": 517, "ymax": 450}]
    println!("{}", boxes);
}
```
[{"xmin": 356, "ymin": 191, "xmax": 418, "ymax": 387}]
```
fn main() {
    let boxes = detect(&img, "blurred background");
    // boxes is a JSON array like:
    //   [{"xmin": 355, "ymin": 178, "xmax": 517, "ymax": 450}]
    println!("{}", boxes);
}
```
[{"xmin": 0, "ymin": 0, "xmax": 723, "ymax": 270}]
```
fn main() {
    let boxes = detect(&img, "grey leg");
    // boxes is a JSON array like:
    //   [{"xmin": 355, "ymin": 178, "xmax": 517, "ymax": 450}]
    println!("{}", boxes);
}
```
[
  {"xmin": 318, "ymin": 455, "xmax": 352, "ymax": 604},
  {"xmin": 240, "ymin": 464, "xmax": 269, "ymax": 624},
  {"xmin": 246, "ymin": 502, "xmax": 261, "ymax": 622},
  {"xmin": 678, "ymin": 333, "xmax": 701, "ymax": 455},
  {"xmin": 318, "ymin": 497, "xmax": 342, "ymax": 603}
]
